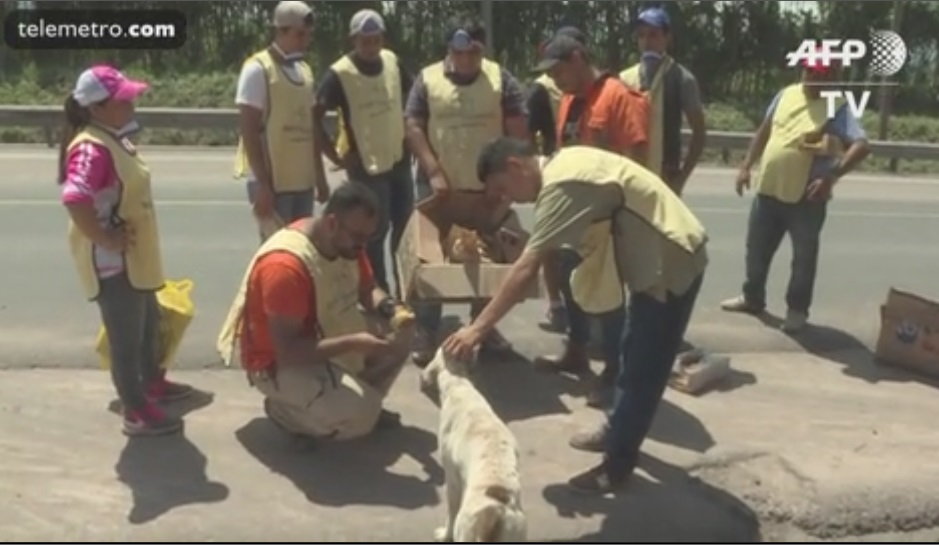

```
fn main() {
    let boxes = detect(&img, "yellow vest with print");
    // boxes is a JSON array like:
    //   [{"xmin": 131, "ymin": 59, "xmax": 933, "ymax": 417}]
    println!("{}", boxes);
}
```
[
  {"xmin": 757, "ymin": 83, "xmax": 844, "ymax": 203},
  {"xmin": 424, "ymin": 59, "xmax": 503, "ymax": 191},
  {"xmin": 543, "ymin": 147, "xmax": 708, "ymax": 307},
  {"xmin": 620, "ymin": 57, "xmax": 673, "ymax": 177},
  {"xmin": 216, "ymin": 226, "xmax": 368, "ymax": 375},
  {"xmin": 332, "ymin": 49, "xmax": 404, "ymax": 175},
  {"xmin": 68, "ymin": 126, "xmax": 164, "ymax": 300},
  {"xmin": 233, "ymin": 49, "xmax": 316, "ymax": 193}
]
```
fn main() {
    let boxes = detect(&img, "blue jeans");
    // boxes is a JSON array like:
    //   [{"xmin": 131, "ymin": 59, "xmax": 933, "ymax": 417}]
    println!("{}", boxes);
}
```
[
  {"xmin": 347, "ymin": 157, "xmax": 414, "ymax": 296},
  {"xmin": 742, "ymin": 194, "xmax": 827, "ymax": 314},
  {"xmin": 558, "ymin": 250, "xmax": 627, "ymax": 378},
  {"xmin": 246, "ymin": 180, "xmax": 315, "ymax": 240},
  {"xmin": 604, "ymin": 274, "xmax": 703, "ymax": 479}
]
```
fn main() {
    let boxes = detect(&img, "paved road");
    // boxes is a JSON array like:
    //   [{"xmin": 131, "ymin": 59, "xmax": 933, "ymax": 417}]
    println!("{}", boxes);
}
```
[
  {"xmin": 2, "ymin": 145, "xmax": 939, "ymax": 369},
  {"xmin": 3, "ymin": 146, "xmax": 939, "ymax": 542}
]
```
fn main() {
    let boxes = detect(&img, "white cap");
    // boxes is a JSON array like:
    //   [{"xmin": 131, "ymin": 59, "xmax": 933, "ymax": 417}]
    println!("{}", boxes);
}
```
[
  {"xmin": 272, "ymin": 1, "xmax": 313, "ymax": 28},
  {"xmin": 72, "ymin": 65, "xmax": 148, "ymax": 107},
  {"xmin": 349, "ymin": 9, "xmax": 385, "ymax": 36}
]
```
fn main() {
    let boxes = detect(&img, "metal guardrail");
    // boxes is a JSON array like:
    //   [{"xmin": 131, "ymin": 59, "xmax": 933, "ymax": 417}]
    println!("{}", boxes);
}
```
[{"xmin": 2, "ymin": 104, "xmax": 938, "ymax": 167}]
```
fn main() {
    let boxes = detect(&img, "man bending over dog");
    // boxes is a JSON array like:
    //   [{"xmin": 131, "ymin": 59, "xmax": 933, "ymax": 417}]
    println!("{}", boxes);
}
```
[
  {"xmin": 444, "ymin": 138, "xmax": 707, "ymax": 494},
  {"xmin": 218, "ymin": 182, "xmax": 416, "ymax": 441}
]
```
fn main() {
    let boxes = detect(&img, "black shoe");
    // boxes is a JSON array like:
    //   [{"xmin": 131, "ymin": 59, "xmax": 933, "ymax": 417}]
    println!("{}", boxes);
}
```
[{"xmin": 568, "ymin": 463, "xmax": 627, "ymax": 495}]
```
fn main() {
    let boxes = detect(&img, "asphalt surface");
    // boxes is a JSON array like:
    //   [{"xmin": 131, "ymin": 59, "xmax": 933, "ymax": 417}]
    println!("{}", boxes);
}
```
[
  {"xmin": 2, "ymin": 145, "xmax": 939, "ymax": 542},
  {"xmin": 2, "ymin": 145, "xmax": 938, "ymax": 369}
]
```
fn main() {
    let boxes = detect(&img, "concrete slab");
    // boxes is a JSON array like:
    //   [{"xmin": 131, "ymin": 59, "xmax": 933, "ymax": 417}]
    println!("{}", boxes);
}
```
[{"xmin": 2, "ymin": 349, "xmax": 938, "ymax": 541}]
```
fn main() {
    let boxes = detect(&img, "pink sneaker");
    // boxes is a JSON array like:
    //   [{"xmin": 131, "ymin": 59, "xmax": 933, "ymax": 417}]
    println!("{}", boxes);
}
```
[
  {"xmin": 123, "ymin": 403, "xmax": 183, "ymax": 436},
  {"xmin": 147, "ymin": 374, "xmax": 194, "ymax": 403}
]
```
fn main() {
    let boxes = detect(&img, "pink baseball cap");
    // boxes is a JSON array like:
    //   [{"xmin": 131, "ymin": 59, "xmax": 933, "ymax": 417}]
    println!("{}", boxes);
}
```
[{"xmin": 72, "ymin": 65, "xmax": 149, "ymax": 107}]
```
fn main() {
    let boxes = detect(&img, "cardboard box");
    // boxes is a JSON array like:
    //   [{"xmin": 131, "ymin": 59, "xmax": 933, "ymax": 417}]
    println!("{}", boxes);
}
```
[
  {"xmin": 875, "ymin": 288, "xmax": 939, "ymax": 378},
  {"xmin": 396, "ymin": 194, "xmax": 541, "ymax": 303}
]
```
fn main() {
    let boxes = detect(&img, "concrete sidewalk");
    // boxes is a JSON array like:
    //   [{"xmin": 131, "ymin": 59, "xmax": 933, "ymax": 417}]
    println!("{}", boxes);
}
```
[{"xmin": 2, "ymin": 350, "xmax": 938, "ymax": 542}]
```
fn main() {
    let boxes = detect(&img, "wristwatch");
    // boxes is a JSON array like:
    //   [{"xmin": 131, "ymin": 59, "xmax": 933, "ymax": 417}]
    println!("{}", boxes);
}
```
[{"xmin": 377, "ymin": 296, "xmax": 397, "ymax": 319}]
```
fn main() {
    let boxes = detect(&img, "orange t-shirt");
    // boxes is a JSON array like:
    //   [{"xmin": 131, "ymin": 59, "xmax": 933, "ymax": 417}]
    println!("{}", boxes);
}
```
[
  {"xmin": 240, "ymin": 247, "xmax": 373, "ymax": 372},
  {"xmin": 556, "ymin": 73, "xmax": 649, "ymax": 156}
]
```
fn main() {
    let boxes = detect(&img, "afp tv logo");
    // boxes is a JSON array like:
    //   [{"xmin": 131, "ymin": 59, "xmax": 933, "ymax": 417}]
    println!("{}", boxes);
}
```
[
  {"xmin": 786, "ymin": 30, "xmax": 907, "ymax": 76},
  {"xmin": 785, "ymin": 30, "xmax": 908, "ymax": 119}
]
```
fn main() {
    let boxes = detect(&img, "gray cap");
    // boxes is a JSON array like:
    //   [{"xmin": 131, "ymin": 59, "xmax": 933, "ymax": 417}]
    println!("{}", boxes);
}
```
[
  {"xmin": 532, "ymin": 35, "xmax": 586, "ymax": 72},
  {"xmin": 272, "ymin": 1, "xmax": 313, "ymax": 28},
  {"xmin": 349, "ymin": 9, "xmax": 385, "ymax": 36}
]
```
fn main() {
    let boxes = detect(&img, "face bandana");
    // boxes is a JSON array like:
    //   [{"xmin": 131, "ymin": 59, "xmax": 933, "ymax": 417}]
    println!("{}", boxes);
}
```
[{"xmin": 118, "ymin": 119, "xmax": 141, "ymax": 137}]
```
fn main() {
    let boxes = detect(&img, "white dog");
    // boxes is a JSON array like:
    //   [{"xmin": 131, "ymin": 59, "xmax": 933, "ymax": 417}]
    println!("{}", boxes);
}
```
[{"xmin": 420, "ymin": 348, "xmax": 527, "ymax": 542}]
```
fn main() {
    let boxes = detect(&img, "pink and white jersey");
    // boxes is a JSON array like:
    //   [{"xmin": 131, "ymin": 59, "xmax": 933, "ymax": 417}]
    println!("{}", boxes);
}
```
[{"xmin": 61, "ymin": 140, "xmax": 124, "ymax": 278}]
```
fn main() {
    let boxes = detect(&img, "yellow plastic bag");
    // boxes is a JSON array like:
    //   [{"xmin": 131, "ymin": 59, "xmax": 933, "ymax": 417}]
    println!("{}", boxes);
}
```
[{"xmin": 96, "ymin": 279, "xmax": 195, "ymax": 370}]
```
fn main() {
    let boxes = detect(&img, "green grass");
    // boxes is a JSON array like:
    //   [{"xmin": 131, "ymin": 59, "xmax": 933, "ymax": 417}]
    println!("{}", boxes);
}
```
[{"xmin": 1, "ymin": 71, "xmax": 937, "ymax": 174}]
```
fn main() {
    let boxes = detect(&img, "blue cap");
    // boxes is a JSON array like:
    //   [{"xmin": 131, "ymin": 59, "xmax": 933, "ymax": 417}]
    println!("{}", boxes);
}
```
[{"xmin": 637, "ymin": 7, "xmax": 670, "ymax": 29}]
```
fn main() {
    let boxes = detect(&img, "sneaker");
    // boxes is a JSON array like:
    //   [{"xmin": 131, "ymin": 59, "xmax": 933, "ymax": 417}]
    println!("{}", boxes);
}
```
[
  {"xmin": 719, "ymin": 295, "xmax": 764, "ymax": 314},
  {"xmin": 781, "ymin": 309, "xmax": 808, "ymax": 334},
  {"xmin": 569, "ymin": 423, "xmax": 609, "ymax": 453},
  {"xmin": 147, "ymin": 376, "xmax": 194, "ymax": 403},
  {"xmin": 122, "ymin": 403, "xmax": 183, "ymax": 437},
  {"xmin": 568, "ymin": 463, "xmax": 627, "ymax": 495}
]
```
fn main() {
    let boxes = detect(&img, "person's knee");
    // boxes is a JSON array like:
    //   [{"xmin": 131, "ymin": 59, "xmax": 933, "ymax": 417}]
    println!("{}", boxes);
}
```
[{"xmin": 327, "ymin": 392, "xmax": 383, "ymax": 441}]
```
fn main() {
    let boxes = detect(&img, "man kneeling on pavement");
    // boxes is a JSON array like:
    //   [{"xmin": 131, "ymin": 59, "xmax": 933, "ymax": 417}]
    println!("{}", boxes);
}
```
[{"xmin": 217, "ymin": 183, "xmax": 415, "ymax": 441}]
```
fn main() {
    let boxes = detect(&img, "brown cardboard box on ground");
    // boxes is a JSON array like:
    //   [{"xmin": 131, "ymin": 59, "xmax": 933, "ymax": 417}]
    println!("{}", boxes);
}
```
[
  {"xmin": 875, "ymin": 288, "xmax": 939, "ymax": 379},
  {"xmin": 396, "ymin": 194, "xmax": 542, "ymax": 303}
]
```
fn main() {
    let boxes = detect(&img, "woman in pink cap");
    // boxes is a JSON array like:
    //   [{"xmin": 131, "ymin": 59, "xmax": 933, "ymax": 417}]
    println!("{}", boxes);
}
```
[{"xmin": 58, "ymin": 64, "xmax": 192, "ymax": 436}]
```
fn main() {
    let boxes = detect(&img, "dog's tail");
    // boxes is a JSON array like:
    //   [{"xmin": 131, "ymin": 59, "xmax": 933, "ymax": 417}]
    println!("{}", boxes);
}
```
[{"xmin": 473, "ymin": 485, "xmax": 515, "ymax": 542}]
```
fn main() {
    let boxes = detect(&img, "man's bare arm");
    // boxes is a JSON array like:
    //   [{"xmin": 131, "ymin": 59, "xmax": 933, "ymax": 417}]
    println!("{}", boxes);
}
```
[
  {"xmin": 312, "ymin": 102, "xmax": 343, "ymax": 167},
  {"xmin": 741, "ymin": 117, "xmax": 772, "ymax": 170},
  {"xmin": 267, "ymin": 315, "xmax": 358, "ymax": 365},
  {"xmin": 239, "ymin": 105, "xmax": 271, "ymax": 187},
  {"xmin": 406, "ymin": 117, "xmax": 441, "ymax": 178}
]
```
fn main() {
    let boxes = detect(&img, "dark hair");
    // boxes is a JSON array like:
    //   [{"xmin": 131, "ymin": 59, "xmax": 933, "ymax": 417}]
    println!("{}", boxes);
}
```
[
  {"xmin": 323, "ymin": 181, "xmax": 380, "ymax": 218},
  {"xmin": 477, "ymin": 137, "xmax": 535, "ymax": 183},
  {"xmin": 445, "ymin": 13, "xmax": 486, "ymax": 45},
  {"xmin": 57, "ymin": 95, "xmax": 92, "ymax": 185}
]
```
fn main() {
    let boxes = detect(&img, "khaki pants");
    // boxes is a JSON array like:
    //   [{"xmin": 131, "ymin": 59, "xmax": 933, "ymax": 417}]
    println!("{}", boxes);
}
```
[{"xmin": 252, "ymin": 317, "xmax": 413, "ymax": 441}]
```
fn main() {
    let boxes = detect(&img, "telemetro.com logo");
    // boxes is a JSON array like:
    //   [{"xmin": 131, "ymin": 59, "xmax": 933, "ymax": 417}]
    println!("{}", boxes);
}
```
[{"xmin": 785, "ymin": 30, "xmax": 908, "ymax": 119}]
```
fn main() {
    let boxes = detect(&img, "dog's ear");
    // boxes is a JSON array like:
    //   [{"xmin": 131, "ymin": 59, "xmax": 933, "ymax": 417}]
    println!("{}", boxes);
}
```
[{"xmin": 419, "ymin": 364, "xmax": 441, "ymax": 406}]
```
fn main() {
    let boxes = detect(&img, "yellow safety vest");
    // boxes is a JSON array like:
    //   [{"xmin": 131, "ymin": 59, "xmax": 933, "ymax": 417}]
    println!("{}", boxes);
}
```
[
  {"xmin": 216, "ymin": 226, "xmax": 367, "ymax": 375},
  {"xmin": 233, "ymin": 49, "xmax": 316, "ymax": 193},
  {"xmin": 620, "ymin": 58, "xmax": 672, "ymax": 178},
  {"xmin": 757, "ymin": 83, "xmax": 844, "ymax": 203},
  {"xmin": 541, "ymin": 147, "xmax": 708, "ymax": 309},
  {"xmin": 331, "ymin": 49, "xmax": 404, "ymax": 175},
  {"xmin": 68, "ymin": 126, "xmax": 164, "ymax": 300},
  {"xmin": 535, "ymin": 73, "xmax": 562, "ymax": 122},
  {"xmin": 424, "ymin": 59, "xmax": 503, "ymax": 191}
]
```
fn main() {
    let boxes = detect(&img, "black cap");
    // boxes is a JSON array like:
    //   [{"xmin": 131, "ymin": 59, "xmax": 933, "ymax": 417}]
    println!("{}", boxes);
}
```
[{"xmin": 532, "ymin": 35, "xmax": 585, "ymax": 72}]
